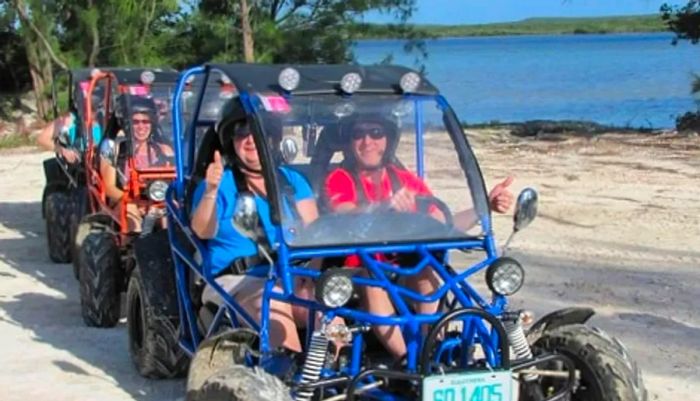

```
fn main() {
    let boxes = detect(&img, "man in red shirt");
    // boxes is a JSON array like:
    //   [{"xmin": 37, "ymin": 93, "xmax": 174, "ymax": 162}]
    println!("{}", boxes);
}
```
[{"xmin": 324, "ymin": 114, "xmax": 514, "ymax": 360}]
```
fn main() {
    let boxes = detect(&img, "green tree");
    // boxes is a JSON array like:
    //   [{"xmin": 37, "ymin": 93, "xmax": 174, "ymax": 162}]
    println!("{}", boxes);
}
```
[
  {"xmin": 170, "ymin": 0, "xmax": 423, "ymax": 66},
  {"xmin": 661, "ymin": 1, "xmax": 700, "ymax": 130},
  {"xmin": 661, "ymin": 0, "xmax": 700, "ymax": 44}
]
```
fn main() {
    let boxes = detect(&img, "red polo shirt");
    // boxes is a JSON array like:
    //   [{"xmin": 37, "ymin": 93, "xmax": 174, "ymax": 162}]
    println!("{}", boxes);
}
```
[{"xmin": 324, "ymin": 164, "xmax": 433, "ymax": 267}]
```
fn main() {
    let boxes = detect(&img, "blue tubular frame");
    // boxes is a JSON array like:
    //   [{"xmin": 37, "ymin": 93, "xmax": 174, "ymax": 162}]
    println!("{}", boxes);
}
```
[{"xmin": 167, "ymin": 65, "xmax": 511, "ymax": 392}]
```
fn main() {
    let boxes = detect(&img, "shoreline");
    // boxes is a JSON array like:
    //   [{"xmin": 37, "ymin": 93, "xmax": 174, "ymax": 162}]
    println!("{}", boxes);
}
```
[
  {"xmin": 357, "ymin": 30, "xmax": 669, "ymax": 41},
  {"xmin": 462, "ymin": 120, "xmax": 671, "ymax": 138},
  {"xmin": 354, "ymin": 15, "xmax": 668, "ymax": 40}
]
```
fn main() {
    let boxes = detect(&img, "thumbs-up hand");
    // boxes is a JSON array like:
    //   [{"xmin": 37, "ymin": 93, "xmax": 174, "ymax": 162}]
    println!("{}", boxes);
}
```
[
  {"xmin": 205, "ymin": 151, "xmax": 224, "ymax": 193},
  {"xmin": 488, "ymin": 176, "xmax": 514, "ymax": 213}
]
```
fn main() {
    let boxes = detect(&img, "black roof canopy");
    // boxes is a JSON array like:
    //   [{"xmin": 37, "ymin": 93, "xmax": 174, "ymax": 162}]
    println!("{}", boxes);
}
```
[
  {"xmin": 68, "ymin": 67, "xmax": 179, "ymax": 85},
  {"xmin": 207, "ymin": 63, "xmax": 439, "ymax": 96}
]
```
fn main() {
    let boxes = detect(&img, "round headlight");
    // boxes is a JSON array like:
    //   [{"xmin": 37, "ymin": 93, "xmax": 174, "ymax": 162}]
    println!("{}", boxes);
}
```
[
  {"xmin": 316, "ymin": 269, "xmax": 355, "ymax": 308},
  {"xmin": 339, "ymin": 72, "xmax": 362, "ymax": 94},
  {"xmin": 148, "ymin": 180, "xmax": 168, "ymax": 202},
  {"xmin": 399, "ymin": 72, "xmax": 421, "ymax": 93},
  {"xmin": 278, "ymin": 67, "xmax": 300, "ymax": 92},
  {"xmin": 486, "ymin": 257, "xmax": 525, "ymax": 296}
]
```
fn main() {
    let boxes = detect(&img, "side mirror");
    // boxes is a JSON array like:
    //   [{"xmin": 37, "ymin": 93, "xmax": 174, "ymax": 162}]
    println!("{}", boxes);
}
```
[
  {"xmin": 99, "ymin": 138, "xmax": 116, "ymax": 164},
  {"xmin": 99, "ymin": 136, "xmax": 128, "ymax": 167},
  {"xmin": 513, "ymin": 188, "xmax": 538, "ymax": 232},
  {"xmin": 232, "ymin": 192, "xmax": 259, "ymax": 240},
  {"xmin": 280, "ymin": 137, "xmax": 298, "ymax": 163}
]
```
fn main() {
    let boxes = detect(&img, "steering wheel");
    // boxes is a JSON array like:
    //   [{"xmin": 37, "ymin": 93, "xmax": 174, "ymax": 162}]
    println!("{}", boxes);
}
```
[{"xmin": 415, "ymin": 195, "xmax": 454, "ymax": 228}]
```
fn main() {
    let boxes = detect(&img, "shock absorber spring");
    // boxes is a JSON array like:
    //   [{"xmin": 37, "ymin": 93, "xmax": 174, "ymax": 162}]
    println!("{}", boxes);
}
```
[
  {"xmin": 503, "ymin": 315, "xmax": 537, "ymax": 381},
  {"xmin": 294, "ymin": 330, "xmax": 330, "ymax": 401}
]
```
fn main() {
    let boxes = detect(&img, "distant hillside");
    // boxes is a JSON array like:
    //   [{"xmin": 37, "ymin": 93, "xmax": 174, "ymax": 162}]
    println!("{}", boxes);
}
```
[{"xmin": 356, "ymin": 15, "xmax": 668, "ymax": 39}]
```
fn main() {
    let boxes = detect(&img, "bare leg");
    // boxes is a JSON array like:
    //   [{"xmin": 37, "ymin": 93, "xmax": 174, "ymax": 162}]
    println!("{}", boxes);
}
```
[
  {"xmin": 405, "ymin": 266, "xmax": 441, "ymax": 316},
  {"xmin": 234, "ymin": 278, "xmax": 303, "ymax": 352},
  {"xmin": 124, "ymin": 203, "xmax": 142, "ymax": 233},
  {"xmin": 361, "ymin": 284, "xmax": 407, "ymax": 359}
]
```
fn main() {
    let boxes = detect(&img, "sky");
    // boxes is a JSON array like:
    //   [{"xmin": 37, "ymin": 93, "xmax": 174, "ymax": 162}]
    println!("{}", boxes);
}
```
[{"xmin": 365, "ymin": 0, "xmax": 689, "ymax": 25}]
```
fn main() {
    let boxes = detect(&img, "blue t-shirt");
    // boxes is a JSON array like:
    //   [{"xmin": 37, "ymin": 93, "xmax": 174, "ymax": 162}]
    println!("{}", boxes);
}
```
[
  {"xmin": 65, "ymin": 112, "xmax": 102, "ymax": 150},
  {"xmin": 192, "ymin": 167, "xmax": 313, "ymax": 275}
]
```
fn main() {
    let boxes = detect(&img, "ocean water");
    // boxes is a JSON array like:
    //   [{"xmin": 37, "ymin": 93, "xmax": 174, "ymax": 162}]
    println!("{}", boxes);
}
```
[{"xmin": 355, "ymin": 33, "xmax": 700, "ymax": 128}]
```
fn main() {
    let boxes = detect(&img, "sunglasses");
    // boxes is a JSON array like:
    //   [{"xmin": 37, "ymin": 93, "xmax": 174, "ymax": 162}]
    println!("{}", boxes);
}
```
[
  {"xmin": 234, "ymin": 125, "xmax": 253, "ymax": 138},
  {"xmin": 351, "ymin": 127, "xmax": 386, "ymax": 140},
  {"xmin": 132, "ymin": 119, "xmax": 151, "ymax": 126}
]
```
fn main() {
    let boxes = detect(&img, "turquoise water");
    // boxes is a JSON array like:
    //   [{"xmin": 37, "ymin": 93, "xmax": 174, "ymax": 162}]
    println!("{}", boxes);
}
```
[{"xmin": 355, "ymin": 33, "xmax": 700, "ymax": 128}]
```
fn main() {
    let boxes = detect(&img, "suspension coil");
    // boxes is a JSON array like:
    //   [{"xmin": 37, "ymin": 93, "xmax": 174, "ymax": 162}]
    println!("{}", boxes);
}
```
[
  {"xmin": 294, "ymin": 331, "xmax": 330, "ymax": 401},
  {"xmin": 503, "ymin": 314, "xmax": 537, "ymax": 381}
]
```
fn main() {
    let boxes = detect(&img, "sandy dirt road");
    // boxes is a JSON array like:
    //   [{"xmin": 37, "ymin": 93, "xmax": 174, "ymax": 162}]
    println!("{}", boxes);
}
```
[{"xmin": 0, "ymin": 131, "xmax": 699, "ymax": 400}]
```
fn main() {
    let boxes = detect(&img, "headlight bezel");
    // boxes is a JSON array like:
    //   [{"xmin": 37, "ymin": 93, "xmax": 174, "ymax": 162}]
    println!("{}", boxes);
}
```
[
  {"xmin": 147, "ymin": 179, "xmax": 169, "ymax": 202},
  {"xmin": 315, "ymin": 268, "xmax": 356, "ymax": 309},
  {"xmin": 486, "ymin": 257, "xmax": 525, "ymax": 296}
]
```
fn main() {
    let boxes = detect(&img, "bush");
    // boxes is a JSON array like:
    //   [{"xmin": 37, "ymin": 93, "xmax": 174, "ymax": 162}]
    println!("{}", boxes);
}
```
[{"xmin": 676, "ymin": 111, "xmax": 700, "ymax": 133}]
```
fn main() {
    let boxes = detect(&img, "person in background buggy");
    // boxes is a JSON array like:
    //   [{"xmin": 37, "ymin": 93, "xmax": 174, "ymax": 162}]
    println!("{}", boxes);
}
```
[
  {"xmin": 100, "ymin": 96, "xmax": 174, "ymax": 232},
  {"xmin": 36, "ymin": 87, "xmax": 105, "ymax": 163},
  {"xmin": 324, "ymin": 113, "xmax": 515, "ymax": 360}
]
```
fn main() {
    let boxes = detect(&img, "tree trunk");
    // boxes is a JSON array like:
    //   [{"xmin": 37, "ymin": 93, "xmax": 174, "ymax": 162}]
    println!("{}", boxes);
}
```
[
  {"xmin": 87, "ymin": 0, "xmax": 100, "ymax": 67},
  {"xmin": 24, "ymin": 33, "xmax": 52, "ymax": 120},
  {"xmin": 240, "ymin": 0, "xmax": 255, "ymax": 63}
]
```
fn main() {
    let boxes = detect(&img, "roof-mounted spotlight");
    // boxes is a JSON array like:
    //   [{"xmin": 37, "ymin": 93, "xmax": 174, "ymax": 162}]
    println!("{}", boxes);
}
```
[
  {"xmin": 140, "ymin": 70, "xmax": 155, "ymax": 85},
  {"xmin": 278, "ymin": 67, "xmax": 300, "ymax": 92},
  {"xmin": 340, "ymin": 72, "xmax": 362, "ymax": 95},
  {"xmin": 399, "ymin": 72, "xmax": 421, "ymax": 93}
]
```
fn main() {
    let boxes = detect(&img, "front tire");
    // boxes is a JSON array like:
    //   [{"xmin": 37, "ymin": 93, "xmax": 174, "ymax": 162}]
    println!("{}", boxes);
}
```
[
  {"xmin": 45, "ymin": 191, "xmax": 72, "ymax": 263},
  {"xmin": 127, "ymin": 265, "xmax": 188, "ymax": 378},
  {"xmin": 78, "ymin": 224, "xmax": 121, "ymax": 327},
  {"xmin": 534, "ymin": 324, "xmax": 647, "ymax": 401},
  {"xmin": 188, "ymin": 366, "xmax": 292, "ymax": 401}
]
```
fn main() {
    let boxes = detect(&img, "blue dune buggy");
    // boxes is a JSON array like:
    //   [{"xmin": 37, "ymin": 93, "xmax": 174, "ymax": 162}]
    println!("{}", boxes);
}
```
[{"xmin": 132, "ymin": 63, "xmax": 646, "ymax": 401}]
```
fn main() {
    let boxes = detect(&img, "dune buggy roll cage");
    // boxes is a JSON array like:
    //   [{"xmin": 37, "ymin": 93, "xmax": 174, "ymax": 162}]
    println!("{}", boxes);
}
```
[{"xmin": 83, "ymin": 68, "xmax": 179, "ymax": 234}]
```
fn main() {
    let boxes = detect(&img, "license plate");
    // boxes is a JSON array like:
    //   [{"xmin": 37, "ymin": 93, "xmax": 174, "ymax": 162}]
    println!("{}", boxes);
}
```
[{"xmin": 422, "ymin": 370, "xmax": 512, "ymax": 401}]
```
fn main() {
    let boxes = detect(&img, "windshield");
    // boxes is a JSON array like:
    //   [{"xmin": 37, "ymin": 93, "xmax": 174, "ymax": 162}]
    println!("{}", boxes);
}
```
[
  {"xmin": 253, "ymin": 93, "xmax": 490, "ymax": 248},
  {"xmin": 126, "ymin": 82, "xmax": 177, "ymax": 170}
]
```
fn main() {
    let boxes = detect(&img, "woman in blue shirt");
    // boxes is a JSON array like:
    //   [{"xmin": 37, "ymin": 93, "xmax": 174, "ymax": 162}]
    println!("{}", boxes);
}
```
[{"xmin": 191, "ymin": 119, "xmax": 318, "ymax": 354}]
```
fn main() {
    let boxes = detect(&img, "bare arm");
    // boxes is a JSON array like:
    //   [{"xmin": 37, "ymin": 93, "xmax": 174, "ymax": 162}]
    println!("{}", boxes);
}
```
[
  {"xmin": 296, "ymin": 198, "xmax": 319, "ymax": 225},
  {"xmin": 453, "ymin": 208, "xmax": 479, "ymax": 232},
  {"xmin": 36, "ymin": 119, "xmax": 58, "ymax": 151},
  {"xmin": 100, "ymin": 158, "xmax": 125, "ymax": 202},
  {"xmin": 191, "ymin": 151, "xmax": 224, "ymax": 239},
  {"xmin": 191, "ymin": 189, "xmax": 219, "ymax": 239}
]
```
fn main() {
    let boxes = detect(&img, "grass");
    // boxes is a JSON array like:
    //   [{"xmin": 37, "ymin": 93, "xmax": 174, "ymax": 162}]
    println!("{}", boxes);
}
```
[
  {"xmin": 0, "ymin": 133, "xmax": 34, "ymax": 149},
  {"xmin": 356, "ymin": 14, "xmax": 668, "ymax": 39}
]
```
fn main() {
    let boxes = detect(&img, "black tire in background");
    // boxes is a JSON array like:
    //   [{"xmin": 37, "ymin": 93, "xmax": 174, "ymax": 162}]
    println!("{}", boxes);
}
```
[
  {"xmin": 534, "ymin": 324, "xmax": 647, "ymax": 401},
  {"xmin": 68, "ymin": 187, "xmax": 89, "ymax": 279},
  {"xmin": 45, "ymin": 191, "xmax": 73, "ymax": 263},
  {"xmin": 127, "ymin": 265, "xmax": 188, "ymax": 378},
  {"xmin": 78, "ymin": 224, "xmax": 121, "ymax": 328}
]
